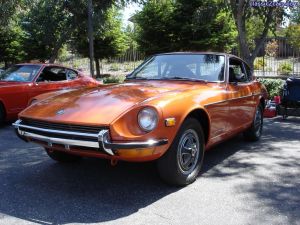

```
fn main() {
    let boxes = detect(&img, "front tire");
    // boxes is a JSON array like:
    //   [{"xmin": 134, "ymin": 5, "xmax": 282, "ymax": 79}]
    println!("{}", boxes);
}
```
[
  {"xmin": 243, "ymin": 105, "xmax": 263, "ymax": 141},
  {"xmin": 46, "ymin": 148, "xmax": 82, "ymax": 163},
  {"xmin": 157, "ymin": 118, "xmax": 205, "ymax": 186}
]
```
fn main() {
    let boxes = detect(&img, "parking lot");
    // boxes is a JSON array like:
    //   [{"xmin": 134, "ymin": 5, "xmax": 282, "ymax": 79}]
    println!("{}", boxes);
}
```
[{"xmin": 0, "ymin": 117, "xmax": 299, "ymax": 225}]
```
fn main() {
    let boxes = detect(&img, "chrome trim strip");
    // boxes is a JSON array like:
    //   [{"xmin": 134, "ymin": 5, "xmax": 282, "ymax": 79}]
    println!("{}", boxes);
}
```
[
  {"xmin": 19, "ymin": 130, "xmax": 100, "ymax": 148},
  {"xmin": 13, "ymin": 120, "xmax": 168, "ymax": 155},
  {"xmin": 204, "ymin": 99, "xmax": 228, "ymax": 107},
  {"xmin": 204, "ymin": 93, "xmax": 262, "ymax": 107},
  {"xmin": 13, "ymin": 121, "xmax": 98, "ymax": 138},
  {"xmin": 98, "ymin": 130, "xmax": 114, "ymax": 155},
  {"xmin": 98, "ymin": 129, "xmax": 168, "ymax": 151}
]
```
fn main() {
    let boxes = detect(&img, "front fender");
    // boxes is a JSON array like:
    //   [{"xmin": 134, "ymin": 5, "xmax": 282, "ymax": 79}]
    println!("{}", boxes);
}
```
[{"xmin": 109, "ymin": 91, "xmax": 211, "ymax": 158}]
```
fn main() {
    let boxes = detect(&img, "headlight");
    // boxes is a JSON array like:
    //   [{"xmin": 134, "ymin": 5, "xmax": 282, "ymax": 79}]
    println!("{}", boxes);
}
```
[{"xmin": 138, "ymin": 107, "xmax": 158, "ymax": 132}]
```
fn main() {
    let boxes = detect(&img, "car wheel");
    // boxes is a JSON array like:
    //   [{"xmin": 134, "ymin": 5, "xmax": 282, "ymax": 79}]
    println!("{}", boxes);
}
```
[
  {"xmin": 0, "ymin": 104, "xmax": 5, "ymax": 125},
  {"xmin": 46, "ymin": 148, "xmax": 82, "ymax": 163},
  {"xmin": 243, "ymin": 105, "xmax": 263, "ymax": 141},
  {"xmin": 157, "ymin": 118, "xmax": 205, "ymax": 186}
]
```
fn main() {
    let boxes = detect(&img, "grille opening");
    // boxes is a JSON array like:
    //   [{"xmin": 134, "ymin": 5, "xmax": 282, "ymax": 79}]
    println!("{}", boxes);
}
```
[{"xmin": 20, "ymin": 118, "xmax": 107, "ymax": 134}]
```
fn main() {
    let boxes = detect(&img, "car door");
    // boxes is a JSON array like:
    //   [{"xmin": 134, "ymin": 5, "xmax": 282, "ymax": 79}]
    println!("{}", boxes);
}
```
[
  {"xmin": 29, "ymin": 66, "xmax": 73, "ymax": 100},
  {"xmin": 200, "ymin": 54, "xmax": 231, "ymax": 140},
  {"xmin": 226, "ymin": 58, "xmax": 256, "ymax": 132},
  {"xmin": 1, "ymin": 64, "xmax": 42, "ymax": 114}
]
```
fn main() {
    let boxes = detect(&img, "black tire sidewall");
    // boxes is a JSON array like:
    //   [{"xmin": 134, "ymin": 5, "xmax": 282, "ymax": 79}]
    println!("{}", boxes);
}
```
[
  {"xmin": 254, "ymin": 105, "xmax": 263, "ymax": 137},
  {"xmin": 157, "ymin": 118, "xmax": 205, "ymax": 186},
  {"xmin": 244, "ymin": 104, "xmax": 263, "ymax": 141},
  {"xmin": 0, "ymin": 105, "xmax": 5, "ymax": 125}
]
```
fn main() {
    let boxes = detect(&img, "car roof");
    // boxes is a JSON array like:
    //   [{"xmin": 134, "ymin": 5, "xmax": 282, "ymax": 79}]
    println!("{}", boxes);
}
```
[{"xmin": 15, "ymin": 63, "xmax": 81, "ymax": 73}]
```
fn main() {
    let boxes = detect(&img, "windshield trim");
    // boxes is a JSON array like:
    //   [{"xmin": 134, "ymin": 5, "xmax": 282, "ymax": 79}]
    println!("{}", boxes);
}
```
[
  {"xmin": 126, "ymin": 53, "xmax": 226, "ymax": 83},
  {"xmin": 0, "ymin": 65, "xmax": 42, "ymax": 82}
]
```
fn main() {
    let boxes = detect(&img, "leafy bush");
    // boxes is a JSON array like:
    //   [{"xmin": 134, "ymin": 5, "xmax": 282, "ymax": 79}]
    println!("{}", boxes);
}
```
[
  {"xmin": 265, "ymin": 39, "xmax": 278, "ymax": 57},
  {"xmin": 277, "ymin": 62, "xmax": 293, "ymax": 75},
  {"xmin": 109, "ymin": 63, "xmax": 120, "ymax": 71},
  {"xmin": 258, "ymin": 78, "xmax": 285, "ymax": 99},
  {"xmin": 254, "ymin": 57, "xmax": 266, "ymax": 70},
  {"xmin": 103, "ymin": 75, "xmax": 125, "ymax": 84}
]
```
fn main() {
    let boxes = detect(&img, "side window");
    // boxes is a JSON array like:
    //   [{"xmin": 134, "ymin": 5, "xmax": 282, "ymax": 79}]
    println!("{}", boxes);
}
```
[
  {"xmin": 67, "ymin": 69, "xmax": 78, "ymax": 80},
  {"xmin": 243, "ymin": 63, "xmax": 253, "ymax": 81},
  {"xmin": 229, "ymin": 58, "xmax": 248, "ymax": 83},
  {"xmin": 36, "ymin": 67, "xmax": 67, "ymax": 82}
]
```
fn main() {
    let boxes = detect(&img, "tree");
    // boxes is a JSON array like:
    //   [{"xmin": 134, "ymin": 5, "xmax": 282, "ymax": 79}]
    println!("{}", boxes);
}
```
[
  {"xmin": 228, "ymin": 0, "xmax": 286, "ymax": 69},
  {"xmin": 286, "ymin": 25, "xmax": 300, "ymax": 50},
  {"xmin": 22, "ymin": 0, "xmax": 73, "ymax": 63},
  {"xmin": 21, "ymin": 0, "xmax": 139, "ymax": 64},
  {"xmin": 0, "ymin": 22, "xmax": 26, "ymax": 67},
  {"xmin": 0, "ymin": 0, "xmax": 22, "ymax": 26},
  {"xmin": 134, "ymin": 0, "xmax": 176, "ymax": 55},
  {"xmin": 0, "ymin": 1, "xmax": 26, "ymax": 67},
  {"xmin": 172, "ymin": 0, "xmax": 236, "ymax": 52},
  {"xmin": 134, "ymin": 0, "xmax": 237, "ymax": 56},
  {"xmin": 285, "ymin": 0, "xmax": 300, "ymax": 50},
  {"xmin": 290, "ymin": 0, "xmax": 300, "ymax": 23},
  {"xmin": 73, "ymin": 6, "xmax": 128, "ymax": 77}
]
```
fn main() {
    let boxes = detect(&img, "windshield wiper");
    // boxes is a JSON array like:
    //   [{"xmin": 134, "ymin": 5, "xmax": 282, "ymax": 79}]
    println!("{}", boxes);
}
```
[
  {"xmin": 126, "ymin": 76, "xmax": 148, "ymax": 80},
  {"xmin": 161, "ymin": 76, "xmax": 207, "ymax": 82}
]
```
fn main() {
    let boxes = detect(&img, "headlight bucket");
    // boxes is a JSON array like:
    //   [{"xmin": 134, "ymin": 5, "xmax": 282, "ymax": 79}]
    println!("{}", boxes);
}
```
[{"xmin": 138, "ymin": 107, "xmax": 158, "ymax": 132}]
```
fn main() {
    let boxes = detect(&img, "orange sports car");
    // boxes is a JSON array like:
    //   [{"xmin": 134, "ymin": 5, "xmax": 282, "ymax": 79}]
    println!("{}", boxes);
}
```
[
  {"xmin": 0, "ymin": 63, "xmax": 99, "ymax": 124},
  {"xmin": 14, "ymin": 53, "xmax": 268, "ymax": 186}
]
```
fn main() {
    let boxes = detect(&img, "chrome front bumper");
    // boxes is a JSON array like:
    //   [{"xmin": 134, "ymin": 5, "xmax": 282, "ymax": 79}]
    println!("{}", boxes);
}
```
[{"xmin": 13, "ymin": 120, "xmax": 168, "ymax": 156}]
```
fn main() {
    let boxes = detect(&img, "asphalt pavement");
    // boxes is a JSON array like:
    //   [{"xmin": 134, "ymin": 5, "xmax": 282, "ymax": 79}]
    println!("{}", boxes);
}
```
[{"xmin": 0, "ymin": 117, "xmax": 299, "ymax": 225}]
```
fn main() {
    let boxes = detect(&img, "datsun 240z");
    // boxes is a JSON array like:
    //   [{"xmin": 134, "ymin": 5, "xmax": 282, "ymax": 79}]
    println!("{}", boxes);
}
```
[{"xmin": 14, "ymin": 53, "xmax": 268, "ymax": 186}]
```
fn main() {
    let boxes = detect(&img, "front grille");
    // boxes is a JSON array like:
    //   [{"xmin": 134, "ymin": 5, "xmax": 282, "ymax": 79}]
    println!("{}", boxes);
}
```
[
  {"xmin": 20, "ymin": 127, "xmax": 98, "ymax": 141},
  {"xmin": 14, "ymin": 119, "xmax": 111, "ymax": 153},
  {"xmin": 20, "ymin": 118, "xmax": 107, "ymax": 134}
]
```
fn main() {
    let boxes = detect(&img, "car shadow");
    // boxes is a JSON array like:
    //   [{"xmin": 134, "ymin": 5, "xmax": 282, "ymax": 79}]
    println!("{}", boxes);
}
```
[{"xmin": 0, "ymin": 117, "xmax": 299, "ymax": 224}]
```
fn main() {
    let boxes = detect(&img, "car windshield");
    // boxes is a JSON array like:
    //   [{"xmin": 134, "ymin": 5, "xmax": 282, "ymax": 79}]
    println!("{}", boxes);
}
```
[
  {"xmin": 0, "ymin": 65, "xmax": 41, "ymax": 82},
  {"xmin": 127, "ymin": 54, "xmax": 225, "ymax": 82}
]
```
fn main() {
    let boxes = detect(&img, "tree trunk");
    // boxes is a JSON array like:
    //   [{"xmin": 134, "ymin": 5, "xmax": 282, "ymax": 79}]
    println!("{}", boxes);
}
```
[
  {"xmin": 95, "ymin": 58, "xmax": 100, "ymax": 78},
  {"xmin": 49, "ymin": 44, "xmax": 61, "ymax": 64},
  {"xmin": 230, "ymin": 0, "xmax": 275, "ymax": 71},
  {"xmin": 49, "ymin": 32, "xmax": 69, "ymax": 63}
]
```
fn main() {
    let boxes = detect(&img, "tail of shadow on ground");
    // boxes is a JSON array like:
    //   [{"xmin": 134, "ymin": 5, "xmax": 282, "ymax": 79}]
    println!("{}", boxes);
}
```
[{"xmin": 200, "ymin": 117, "xmax": 300, "ymax": 224}]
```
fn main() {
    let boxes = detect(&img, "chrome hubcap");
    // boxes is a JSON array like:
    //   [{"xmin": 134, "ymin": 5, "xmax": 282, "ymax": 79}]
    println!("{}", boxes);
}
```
[{"xmin": 177, "ymin": 129, "xmax": 200, "ymax": 174}]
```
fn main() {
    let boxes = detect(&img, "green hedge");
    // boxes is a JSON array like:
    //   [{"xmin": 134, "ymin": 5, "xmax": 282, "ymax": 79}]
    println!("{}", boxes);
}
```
[
  {"xmin": 277, "ymin": 62, "xmax": 293, "ymax": 75},
  {"xmin": 102, "ymin": 75, "xmax": 126, "ymax": 84},
  {"xmin": 258, "ymin": 78, "xmax": 285, "ymax": 99}
]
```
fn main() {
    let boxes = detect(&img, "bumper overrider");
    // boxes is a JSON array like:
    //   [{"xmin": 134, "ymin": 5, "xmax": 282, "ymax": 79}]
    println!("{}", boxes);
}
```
[{"xmin": 13, "ymin": 119, "xmax": 168, "ymax": 156}]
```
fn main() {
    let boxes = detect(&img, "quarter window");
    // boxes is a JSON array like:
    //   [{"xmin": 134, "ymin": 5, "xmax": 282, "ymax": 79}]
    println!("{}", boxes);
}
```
[
  {"xmin": 37, "ymin": 67, "xmax": 67, "ymax": 82},
  {"xmin": 229, "ymin": 58, "xmax": 248, "ymax": 83},
  {"xmin": 243, "ymin": 63, "xmax": 253, "ymax": 81},
  {"xmin": 67, "ymin": 70, "xmax": 78, "ymax": 80}
]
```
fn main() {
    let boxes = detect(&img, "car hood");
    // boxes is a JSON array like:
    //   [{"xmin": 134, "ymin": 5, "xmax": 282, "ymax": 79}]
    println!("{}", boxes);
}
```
[{"xmin": 20, "ymin": 81, "xmax": 197, "ymax": 125}]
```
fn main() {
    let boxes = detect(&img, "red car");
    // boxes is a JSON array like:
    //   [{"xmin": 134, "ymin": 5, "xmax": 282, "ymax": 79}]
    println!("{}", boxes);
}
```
[{"xmin": 0, "ymin": 63, "xmax": 100, "ymax": 124}]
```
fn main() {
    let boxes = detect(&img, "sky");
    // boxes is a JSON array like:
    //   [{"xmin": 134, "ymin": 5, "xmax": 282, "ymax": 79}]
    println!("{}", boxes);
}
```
[{"xmin": 122, "ymin": 3, "xmax": 141, "ymax": 26}]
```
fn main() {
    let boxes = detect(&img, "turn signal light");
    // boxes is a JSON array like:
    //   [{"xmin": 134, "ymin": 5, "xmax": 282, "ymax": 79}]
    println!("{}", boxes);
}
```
[{"xmin": 165, "ymin": 118, "xmax": 176, "ymax": 127}]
